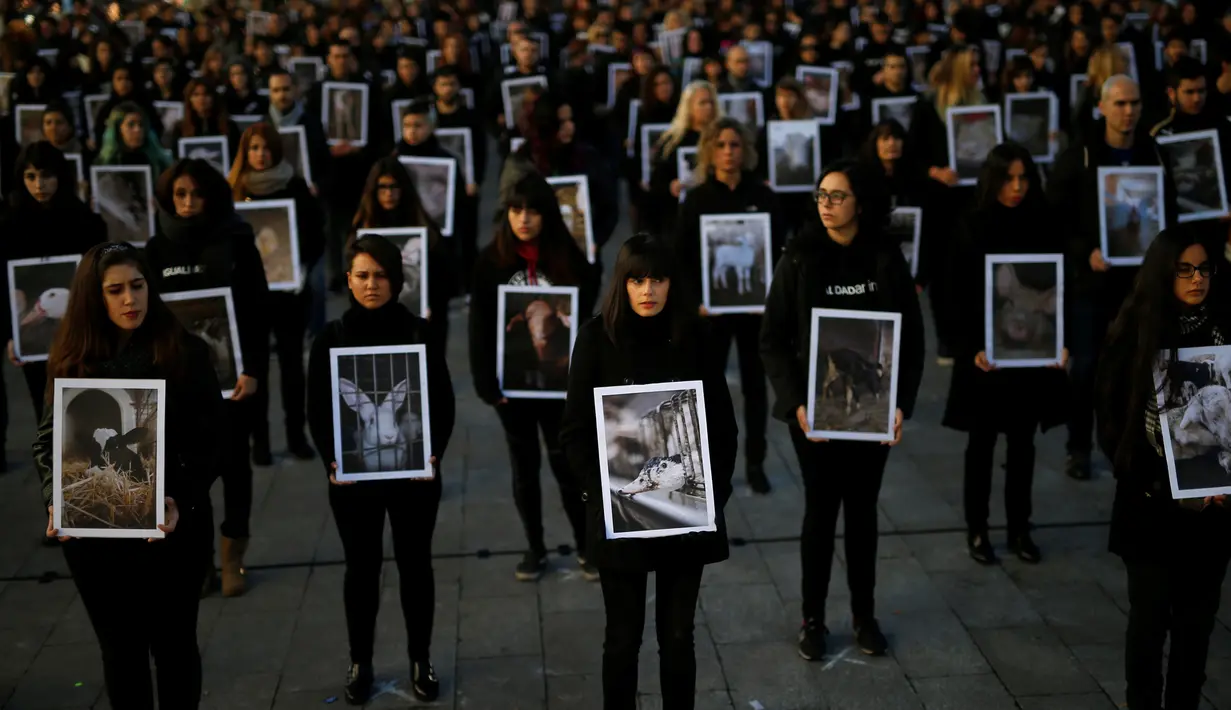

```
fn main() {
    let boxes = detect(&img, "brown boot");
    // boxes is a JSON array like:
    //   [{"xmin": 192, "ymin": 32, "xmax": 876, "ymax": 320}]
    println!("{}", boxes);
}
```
[{"xmin": 220, "ymin": 536, "xmax": 248, "ymax": 598}]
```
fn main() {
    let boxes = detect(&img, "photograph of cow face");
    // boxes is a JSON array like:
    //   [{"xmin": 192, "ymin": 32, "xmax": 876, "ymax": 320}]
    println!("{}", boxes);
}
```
[
  {"xmin": 161, "ymin": 288, "xmax": 243, "ymax": 398},
  {"xmin": 986, "ymin": 257, "xmax": 1062, "ymax": 366},
  {"xmin": 331, "ymin": 346, "xmax": 432, "ymax": 481},
  {"xmin": 1005, "ymin": 93, "xmax": 1055, "ymax": 162},
  {"xmin": 1155, "ymin": 345, "xmax": 1231, "ymax": 498},
  {"xmin": 236, "ymin": 199, "xmax": 301, "ymax": 291},
  {"xmin": 8, "ymin": 255, "xmax": 79, "ymax": 362},
  {"xmin": 1098, "ymin": 166, "xmax": 1165, "ymax": 266},
  {"xmin": 1157, "ymin": 130, "xmax": 1228, "ymax": 223},
  {"xmin": 700, "ymin": 213, "xmax": 772, "ymax": 313},
  {"xmin": 807, "ymin": 309, "xmax": 902, "ymax": 441},
  {"xmin": 497, "ymin": 286, "xmax": 578, "ymax": 398},
  {"xmin": 596, "ymin": 382, "xmax": 716, "ymax": 539},
  {"xmin": 91, "ymin": 166, "xmax": 154, "ymax": 245},
  {"xmin": 871, "ymin": 97, "xmax": 914, "ymax": 133}
]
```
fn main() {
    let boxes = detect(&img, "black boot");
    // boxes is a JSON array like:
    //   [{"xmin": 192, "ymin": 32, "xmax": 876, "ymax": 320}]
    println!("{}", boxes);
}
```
[{"xmin": 287, "ymin": 429, "xmax": 316, "ymax": 460}]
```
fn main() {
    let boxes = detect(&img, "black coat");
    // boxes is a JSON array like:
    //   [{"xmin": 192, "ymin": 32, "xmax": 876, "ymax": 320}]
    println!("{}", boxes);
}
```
[
  {"xmin": 560, "ymin": 314, "xmax": 738, "ymax": 571},
  {"xmin": 239, "ymin": 175, "xmax": 325, "ymax": 269},
  {"xmin": 265, "ymin": 107, "xmax": 332, "ymax": 195},
  {"xmin": 941, "ymin": 202, "xmax": 1070, "ymax": 433},
  {"xmin": 306, "ymin": 301, "xmax": 456, "ymax": 478}
]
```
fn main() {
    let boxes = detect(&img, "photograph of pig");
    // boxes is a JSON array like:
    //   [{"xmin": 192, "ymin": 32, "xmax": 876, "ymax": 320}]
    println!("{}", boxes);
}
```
[
  {"xmin": 593, "ymin": 381, "xmax": 717, "ymax": 539},
  {"xmin": 806, "ymin": 308, "xmax": 902, "ymax": 441},
  {"xmin": 700, "ymin": 213, "xmax": 773, "ymax": 314},
  {"xmin": 984, "ymin": 254, "xmax": 1064, "ymax": 368},
  {"xmin": 1155, "ymin": 345, "xmax": 1231, "ymax": 498},
  {"xmin": 52, "ymin": 379, "xmax": 166, "ymax": 538},
  {"xmin": 329, "ymin": 345, "xmax": 432, "ymax": 481},
  {"xmin": 497, "ymin": 285, "xmax": 579, "ymax": 399}
]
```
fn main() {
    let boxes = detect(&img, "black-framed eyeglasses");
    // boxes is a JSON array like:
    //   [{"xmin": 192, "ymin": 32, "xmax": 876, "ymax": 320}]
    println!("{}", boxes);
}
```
[
  {"xmin": 814, "ymin": 189, "xmax": 851, "ymax": 205},
  {"xmin": 1176, "ymin": 261, "xmax": 1213, "ymax": 279}
]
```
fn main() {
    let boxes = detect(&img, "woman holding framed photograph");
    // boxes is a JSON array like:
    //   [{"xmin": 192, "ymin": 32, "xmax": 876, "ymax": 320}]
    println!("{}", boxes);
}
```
[
  {"xmin": 167, "ymin": 78, "xmax": 242, "ymax": 164},
  {"xmin": 645, "ymin": 79, "xmax": 719, "ymax": 238},
  {"xmin": 306, "ymin": 234, "xmax": 456, "ymax": 705},
  {"xmin": 560, "ymin": 233, "xmax": 737, "ymax": 710},
  {"xmin": 760, "ymin": 158, "xmax": 925, "ymax": 660},
  {"xmin": 95, "ymin": 102, "xmax": 173, "ymax": 176},
  {"xmin": 34, "ymin": 242, "xmax": 223, "ymax": 710}
]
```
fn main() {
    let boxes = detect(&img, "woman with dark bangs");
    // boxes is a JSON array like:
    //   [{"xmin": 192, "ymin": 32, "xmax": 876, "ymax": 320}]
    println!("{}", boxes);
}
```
[
  {"xmin": 91, "ymin": 65, "xmax": 164, "ymax": 153},
  {"xmin": 34, "ymin": 242, "xmax": 223, "ymax": 710},
  {"xmin": 167, "ymin": 78, "xmax": 242, "ymax": 164},
  {"xmin": 560, "ymin": 233, "xmax": 737, "ymax": 710},
  {"xmin": 469, "ymin": 174, "xmax": 600, "ymax": 582},
  {"xmin": 858, "ymin": 119, "xmax": 935, "ymax": 290}
]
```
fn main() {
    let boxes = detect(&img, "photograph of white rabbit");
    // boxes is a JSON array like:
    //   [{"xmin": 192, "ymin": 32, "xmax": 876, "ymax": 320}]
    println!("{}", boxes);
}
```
[
  {"xmin": 329, "ymin": 345, "xmax": 433, "ymax": 482},
  {"xmin": 984, "ymin": 254, "xmax": 1064, "ymax": 368},
  {"xmin": 700, "ymin": 213, "xmax": 773, "ymax": 314},
  {"xmin": 7, "ymin": 254, "xmax": 81, "ymax": 362},
  {"xmin": 161, "ymin": 288, "xmax": 244, "ymax": 398},
  {"xmin": 52, "ymin": 379, "xmax": 166, "ymax": 538},
  {"xmin": 592, "ymin": 381, "xmax": 717, "ymax": 540},
  {"xmin": 1155, "ymin": 345, "xmax": 1231, "ymax": 499},
  {"xmin": 496, "ymin": 285, "xmax": 579, "ymax": 400}
]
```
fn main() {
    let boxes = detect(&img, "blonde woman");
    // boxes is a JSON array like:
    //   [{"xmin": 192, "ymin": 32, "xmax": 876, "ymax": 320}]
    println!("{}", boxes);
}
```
[
  {"xmin": 645, "ymin": 80, "xmax": 721, "ymax": 235},
  {"xmin": 1072, "ymin": 44, "xmax": 1129, "ymax": 143}
]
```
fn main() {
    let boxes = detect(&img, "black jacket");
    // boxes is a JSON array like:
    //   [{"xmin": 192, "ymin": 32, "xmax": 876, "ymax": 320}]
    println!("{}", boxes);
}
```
[
  {"xmin": 759, "ymin": 222, "xmax": 926, "ymax": 423},
  {"xmin": 238, "ymin": 175, "xmax": 326, "ymax": 269},
  {"xmin": 435, "ymin": 103, "xmax": 489, "ymax": 186},
  {"xmin": 143, "ymin": 209, "xmax": 271, "ymax": 379},
  {"xmin": 306, "ymin": 301, "xmax": 456, "ymax": 477},
  {"xmin": 560, "ymin": 313, "xmax": 738, "ymax": 571}
]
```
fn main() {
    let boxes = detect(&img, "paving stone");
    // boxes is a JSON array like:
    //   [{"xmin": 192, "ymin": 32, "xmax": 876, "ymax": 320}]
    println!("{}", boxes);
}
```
[
  {"xmin": 457, "ymin": 595, "xmax": 540, "ymax": 660},
  {"xmin": 1016, "ymin": 693, "xmax": 1116, "ymax": 710},
  {"xmin": 700, "ymin": 584, "xmax": 791, "ymax": 645},
  {"xmin": 913, "ymin": 674, "xmax": 1017, "ymax": 710},
  {"xmin": 890, "ymin": 608, "xmax": 991, "ymax": 679},
  {"xmin": 971, "ymin": 627, "xmax": 1101, "ymax": 696},
  {"xmin": 198, "ymin": 672, "xmax": 280, "ymax": 710},
  {"xmin": 1069, "ymin": 645, "xmax": 1125, "ymax": 707},
  {"xmin": 455, "ymin": 656, "xmax": 544, "ymax": 709},
  {"xmin": 201, "ymin": 611, "xmax": 297, "ymax": 675},
  {"xmin": 637, "ymin": 690, "xmax": 734, "ymax": 710},
  {"xmin": 932, "ymin": 568, "xmax": 1043, "ymax": 629},
  {"xmin": 3, "ymin": 642, "xmax": 103, "ymax": 710},
  {"xmin": 538, "ymin": 572, "xmax": 604, "ymax": 614},
  {"xmin": 1019, "ymin": 582, "xmax": 1125, "ymax": 645},
  {"xmin": 699, "ymin": 544, "xmax": 772, "ymax": 587},
  {"xmin": 0, "ymin": 581, "xmax": 76, "ymax": 631},
  {"xmin": 716, "ymin": 641, "xmax": 829, "ymax": 710},
  {"xmin": 542, "ymin": 611, "xmax": 604, "ymax": 676},
  {"xmin": 547, "ymin": 674, "xmax": 602, "ymax": 710}
]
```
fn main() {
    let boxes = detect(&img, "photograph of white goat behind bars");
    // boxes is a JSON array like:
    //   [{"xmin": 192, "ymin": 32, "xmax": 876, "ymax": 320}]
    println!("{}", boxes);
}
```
[
  {"xmin": 984, "ymin": 254, "xmax": 1064, "ymax": 368},
  {"xmin": 1154, "ymin": 345, "xmax": 1231, "ymax": 499},
  {"xmin": 497, "ymin": 285, "xmax": 578, "ymax": 399},
  {"xmin": 594, "ymin": 381, "xmax": 717, "ymax": 539},
  {"xmin": 52, "ymin": 378, "xmax": 166, "ymax": 539},
  {"xmin": 806, "ymin": 308, "xmax": 902, "ymax": 441},
  {"xmin": 330, "ymin": 345, "xmax": 432, "ymax": 482}
]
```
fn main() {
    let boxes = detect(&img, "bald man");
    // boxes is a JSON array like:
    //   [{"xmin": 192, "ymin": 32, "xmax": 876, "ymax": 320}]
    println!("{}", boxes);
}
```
[{"xmin": 718, "ymin": 45, "xmax": 758, "ymax": 94}]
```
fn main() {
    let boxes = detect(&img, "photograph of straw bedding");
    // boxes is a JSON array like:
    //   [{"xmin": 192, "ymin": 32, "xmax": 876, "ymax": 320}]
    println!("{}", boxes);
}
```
[{"xmin": 60, "ymin": 456, "xmax": 157, "ymax": 530}]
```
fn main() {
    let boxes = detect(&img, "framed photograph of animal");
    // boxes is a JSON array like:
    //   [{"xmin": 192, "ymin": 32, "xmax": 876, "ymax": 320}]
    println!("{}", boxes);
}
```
[
  {"xmin": 640, "ymin": 122, "xmax": 671, "ymax": 186},
  {"xmin": 1156, "ymin": 129, "xmax": 1230, "ymax": 223},
  {"xmin": 161, "ymin": 288, "xmax": 244, "ymax": 398},
  {"xmin": 626, "ymin": 99, "xmax": 641, "ymax": 158},
  {"xmin": 984, "ymin": 254, "xmax": 1064, "ymax": 368},
  {"xmin": 767, "ymin": 119, "xmax": 821, "ymax": 193},
  {"xmin": 52, "ymin": 378, "xmax": 167, "ymax": 538},
  {"xmin": 871, "ymin": 96, "xmax": 915, "ymax": 133},
  {"xmin": 831, "ymin": 60, "xmax": 861, "ymax": 111},
  {"xmin": 83, "ymin": 93, "xmax": 108, "ymax": 139},
  {"xmin": 235, "ymin": 198, "xmax": 303, "ymax": 292},
  {"xmin": 805, "ymin": 308, "xmax": 903, "ymax": 442},
  {"xmin": 278, "ymin": 125, "xmax": 313, "ymax": 189},
  {"xmin": 545, "ymin": 175, "xmax": 596, "ymax": 263},
  {"xmin": 153, "ymin": 100, "xmax": 184, "ymax": 145},
  {"xmin": 14, "ymin": 103, "xmax": 46, "ymax": 147},
  {"xmin": 7, "ymin": 254, "xmax": 81, "ymax": 362},
  {"xmin": 355, "ymin": 227, "xmax": 429, "ymax": 318},
  {"xmin": 329, "ymin": 344, "xmax": 433, "ymax": 482},
  {"xmin": 593, "ymin": 381, "xmax": 717, "ymax": 539},
  {"xmin": 946, "ymin": 105, "xmax": 1004, "ymax": 187},
  {"xmin": 177, "ymin": 135, "xmax": 230, "ymax": 176},
  {"xmin": 887, "ymin": 207, "xmax": 922, "ymax": 278},
  {"xmin": 496, "ymin": 285, "xmax": 579, "ymax": 399},
  {"xmin": 321, "ymin": 81, "xmax": 370, "ymax": 147},
  {"xmin": 390, "ymin": 99, "xmax": 413, "ymax": 144},
  {"xmin": 398, "ymin": 156, "xmax": 457, "ymax": 237},
  {"xmin": 90, "ymin": 165, "xmax": 155, "ymax": 247},
  {"xmin": 1005, "ymin": 91, "xmax": 1059, "ymax": 164},
  {"xmin": 1097, "ymin": 166, "xmax": 1166, "ymax": 267},
  {"xmin": 1153, "ymin": 345, "xmax": 1231, "ymax": 498},
  {"xmin": 607, "ymin": 62, "xmax": 631, "ymax": 108},
  {"xmin": 716, "ymin": 91, "xmax": 765, "ymax": 133},
  {"xmin": 500, "ymin": 75, "xmax": 549, "ymax": 130},
  {"xmin": 436, "ymin": 127, "xmax": 476, "ymax": 186},
  {"xmin": 699, "ymin": 213, "xmax": 773, "ymax": 314},
  {"xmin": 741, "ymin": 40, "xmax": 774, "ymax": 88},
  {"xmin": 677, "ymin": 147, "xmax": 699, "ymax": 203}
]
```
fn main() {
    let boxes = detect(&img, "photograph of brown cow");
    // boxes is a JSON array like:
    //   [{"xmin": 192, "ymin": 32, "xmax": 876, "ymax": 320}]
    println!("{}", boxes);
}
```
[
  {"xmin": 806, "ymin": 308, "xmax": 902, "ymax": 441},
  {"xmin": 497, "ymin": 285, "xmax": 579, "ymax": 399}
]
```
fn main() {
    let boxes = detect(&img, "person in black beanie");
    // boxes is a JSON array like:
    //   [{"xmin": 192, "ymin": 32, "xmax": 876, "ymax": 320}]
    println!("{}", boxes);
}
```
[
  {"xmin": 306, "ymin": 235, "xmax": 456, "ymax": 706},
  {"xmin": 760, "ymin": 158, "xmax": 925, "ymax": 660}
]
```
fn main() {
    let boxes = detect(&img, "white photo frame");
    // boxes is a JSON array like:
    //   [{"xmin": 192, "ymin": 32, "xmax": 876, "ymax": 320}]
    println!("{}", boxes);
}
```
[
  {"xmin": 607, "ymin": 62, "xmax": 632, "ymax": 108},
  {"xmin": 831, "ymin": 60, "xmax": 861, "ymax": 111},
  {"xmin": 52, "ymin": 378, "xmax": 167, "ymax": 539},
  {"xmin": 500, "ymin": 75, "xmax": 549, "ymax": 129},
  {"xmin": 626, "ymin": 99, "xmax": 641, "ymax": 158},
  {"xmin": 496, "ymin": 285, "xmax": 579, "ymax": 399},
  {"xmin": 152, "ymin": 100, "xmax": 184, "ymax": 142},
  {"xmin": 89, "ymin": 165, "xmax": 155, "ymax": 246},
  {"xmin": 1005, "ymin": 91, "xmax": 1059, "ymax": 163},
  {"xmin": 805, "ymin": 308, "xmax": 902, "ymax": 442},
  {"xmin": 640, "ymin": 122, "xmax": 671, "ymax": 185},
  {"xmin": 460, "ymin": 87, "xmax": 475, "ymax": 110},
  {"xmin": 177, "ymin": 135, "xmax": 230, "ymax": 175},
  {"xmin": 1069, "ymin": 74, "xmax": 1087, "ymax": 109},
  {"xmin": 888, "ymin": 207, "xmax": 922, "ymax": 278},
  {"xmin": 593, "ymin": 381, "xmax": 717, "ymax": 539},
  {"xmin": 1117, "ymin": 42, "xmax": 1139, "ymax": 82},
  {"xmin": 699, "ymin": 213, "xmax": 773, "ymax": 314},
  {"xmin": 355, "ymin": 227, "xmax": 430, "ymax": 318},
  {"xmin": 231, "ymin": 114, "xmax": 263, "ymax": 135},
  {"xmin": 682, "ymin": 57, "xmax": 703, "ymax": 86},
  {"xmin": 64, "ymin": 152, "xmax": 86, "ymax": 202},
  {"xmin": 235, "ymin": 198, "xmax": 303, "ymax": 291},
  {"xmin": 161, "ymin": 288, "xmax": 244, "ymax": 398},
  {"xmin": 330, "ymin": 344, "xmax": 433, "ymax": 482},
  {"xmin": 871, "ymin": 96, "xmax": 915, "ymax": 132},
  {"xmin": 795, "ymin": 66, "xmax": 839, "ymax": 127},
  {"xmin": 945, "ymin": 105, "xmax": 1004, "ymax": 187},
  {"xmin": 14, "ymin": 103, "xmax": 46, "ymax": 146},
  {"xmin": 1155, "ymin": 345, "xmax": 1231, "ymax": 499},
  {"xmin": 677, "ymin": 146, "xmax": 699, "ymax": 202},
  {"xmin": 390, "ymin": 99, "xmax": 412, "ymax": 144},
  {"xmin": 277, "ymin": 125, "xmax": 313, "ymax": 188},
  {"xmin": 1097, "ymin": 165, "xmax": 1167, "ymax": 267},
  {"xmin": 321, "ymin": 81, "xmax": 370, "ymax": 147},
  {"xmin": 984, "ymin": 254, "xmax": 1065, "ymax": 368},
  {"xmin": 7, "ymin": 254, "xmax": 81, "ymax": 362},
  {"xmin": 717, "ymin": 91, "xmax": 765, "ymax": 132},
  {"xmin": 767, "ymin": 119, "xmax": 821, "ymax": 193},
  {"xmin": 436, "ymin": 127, "xmax": 476, "ymax": 186},
  {"xmin": 398, "ymin": 156, "xmax": 457, "ymax": 237},
  {"xmin": 1191, "ymin": 38, "xmax": 1208, "ymax": 65},
  {"xmin": 545, "ymin": 175, "xmax": 597, "ymax": 263},
  {"xmin": 742, "ymin": 40, "xmax": 774, "ymax": 88},
  {"xmin": 84, "ymin": 93, "xmax": 108, "ymax": 138},
  {"xmin": 1156, "ymin": 129, "xmax": 1230, "ymax": 223},
  {"xmin": 906, "ymin": 45, "xmax": 930, "ymax": 92}
]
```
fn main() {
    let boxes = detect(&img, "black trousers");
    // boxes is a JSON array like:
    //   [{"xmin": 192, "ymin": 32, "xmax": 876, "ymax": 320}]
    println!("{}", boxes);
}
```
[
  {"xmin": 599, "ymin": 565, "xmax": 704, "ymax": 710},
  {"xmin": 329, "ymin": 475, "xmax": 442, "ymax": 664},
  {"xmin": 254, "ymin": 292, "xmax": 308, "ymax": 444},
  {"xmin": 711, "ymin": 314, "xmax": 766, "ymax": 465},
  {"xmin": 494, "ymin": 399, "xmax": 587, "ymax": 554},
  {"xmin": 790, "ymin": 428, "xmax": 890, "ymax": 622},
  {"xmin": 455, "ymin": 195, "xmax": 480, "ymax": 295},
  {"xmin": 963, "ymin": 425, "xmax": 1036, "ymax": 536},
  {"xmin": 219, "ymin": 399, "xmax": 254, "ymax": 539},
  {"xmin": 1066, "ymin": 297, "xmax": 1112, "ymax": 455},
  {"xmin": 62, "ymin": 523, "xmax": 208, "ymax": 710}
]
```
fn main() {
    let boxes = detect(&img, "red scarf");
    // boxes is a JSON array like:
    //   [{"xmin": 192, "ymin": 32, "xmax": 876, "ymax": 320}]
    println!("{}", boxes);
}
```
[{"xmin": 516, "ymin": 240, "xmax": 540, "ymax": 284}]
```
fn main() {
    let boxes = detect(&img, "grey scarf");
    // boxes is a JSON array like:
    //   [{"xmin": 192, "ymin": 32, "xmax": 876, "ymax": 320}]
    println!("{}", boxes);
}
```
[
  {"xmin": 269, "ymin": 100, "xmax": 305, "ymax": 128},
  {"xmin": 243, "ymin": 160, "xmax": 295, "ymax": 198}
]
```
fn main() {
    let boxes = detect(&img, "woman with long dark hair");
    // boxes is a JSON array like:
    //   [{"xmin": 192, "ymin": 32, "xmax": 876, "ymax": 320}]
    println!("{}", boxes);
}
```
[
  {"xmin": 34, "ymin": 242, "xmax": 223, "ymax": 709},
  {"xmin": 95, "ymin": 102, "xmax": 173, "ymax": 175},
  {"xmin": 90, "ymin": 64, "xmax": 162, "ymax": 151},
  {"xmin": 760, "ymin": 159, "xmax": 925, "ymax": 660},
  {"xmin": 942, "ymin": 143, "xmax": 1069, "ymax": 565},
  {"xmin": 468, "ymin": 174, "xmax": 599, "ymax": 581},
  {"xmin": 144, "ymin": 159, "xmax": 271, "ymax": 598},
  {"xmin": 306, "ymin": 235, "xmax": 455, "ymax": 705},
  {"xmin": 229, "ymin": 122, "xmax": 323, "ymax": 463},
  {"xmin": 1095, "ymin": 224, "xmax": 1231, "ymax": 710},
  {"xmin": 559, "ymin": 234, "xmax": 737, "ymax": 709},
  {"xmin": 676, "ymin": 117, "xmax": 782, "ymax": 494},
  {"xmin": 167, "ymin": 78, "xmax": 242, "ymax": 163}
]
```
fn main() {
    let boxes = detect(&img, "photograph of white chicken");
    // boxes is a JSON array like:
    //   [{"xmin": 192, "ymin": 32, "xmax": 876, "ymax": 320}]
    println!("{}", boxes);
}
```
[
  {"xmin": 7, "ymin": 255, "xmax": 81, "ymax": 362},
  {"xmin": 1155, "ymin": 345, "xmax": 1231, "ymax": 499},
  {"xmin": 593, "ymin": 382, "xmax": 716, "ymax": 539}
]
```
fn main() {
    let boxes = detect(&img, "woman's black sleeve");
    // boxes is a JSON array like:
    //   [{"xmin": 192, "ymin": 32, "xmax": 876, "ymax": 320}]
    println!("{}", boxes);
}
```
[
  {"xmin": 889, "ymin": 248, "xmax": 927, "ymax": 419},
  {"xmin": 294, "ymin": 182, "xmax": 326, "ymax": 267},
  {"xmin": 428, "ymin": 236, "xmax": 458, "ymax": 318},
  {"xmin": 759, "ymin": 255, "xmax": 806, "ymax": 422},
  {"xmin": 560, "ymin": 319, "xmax": 602, "ymax": 490},
  {"xmin": 468, "ymin": 257, "xmax": 504, "ymax": 405},
  {"xmin": 306, "ymin": 323, "xmax": 338, "ymax": 477},
  {"xmin": 647, "ymin": 142, "xmax": 677, "ymax": 197},
  {"xmin": 231, "ymin": 231, "xmax": 272, "ymax": 378},
  {"xmin": 425, "ymin": 322, "xmax": 457, "ymax": 460}
]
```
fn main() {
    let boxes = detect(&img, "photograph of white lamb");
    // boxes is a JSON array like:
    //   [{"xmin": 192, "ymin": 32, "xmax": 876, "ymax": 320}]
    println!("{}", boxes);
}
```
[
  {"xmin": 1156, "ymin": 345, "xmax": 1231, "ymax": 498},
  {"xmin": 700, "ymin": 213, "xmax": 772, "ymax": 313},
  {"xmin": 330, "ymin": 346, "xmax": 431, "ymax": 481}
]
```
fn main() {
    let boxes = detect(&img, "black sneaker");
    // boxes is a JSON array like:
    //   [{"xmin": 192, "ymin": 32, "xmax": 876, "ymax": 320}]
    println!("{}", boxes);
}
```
[
  {"xmin": 1065, "ymin": 452, "xmax": 1091, "ymax": 481},
  {"xmin": 287, "ymin": 431, "xmax": 316, "ymax": 460},
  {"xmin": 344, "ymin": 663, "xmax": 373, "ymax": 705},
  {"xmin": 515, "ymin": 550, "xmax": 548, "ymax": 581},
  {"xmin": 967, "ymin": 532, "xmax": 998, "ymax": 565},
  {"xmin": 747, "ymin": 462, "xmax": 772, "ymax": 494},
  {"xmin": 577, "ymin": 555, "xmax": 600, "ymax": 582},
  {"xmin": 1008, "ymin": 532, "xmax": 1041, "ymax": 564},
  {"xmin": 854, "ymin": 617, "xmax": 888, "ymax": 656},
  {"xmin": 797, "ymin": 618, "xmax": 827, "ymax": 661},
  {"xmin": 411, "ymin": 659, "xmax": 439, "ymax": 702}
]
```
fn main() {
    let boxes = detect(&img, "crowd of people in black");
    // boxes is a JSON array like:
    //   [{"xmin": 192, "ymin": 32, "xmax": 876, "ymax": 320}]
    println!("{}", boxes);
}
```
[{"xmin": 4, "ymin": 0, "xmax": 1231, "ymax": 708}]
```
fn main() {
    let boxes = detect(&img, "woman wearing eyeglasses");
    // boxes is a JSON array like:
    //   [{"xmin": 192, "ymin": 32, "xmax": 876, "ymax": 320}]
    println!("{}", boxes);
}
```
[
  {"xmin": 1094, "ymin": 224, "xmax": 1231, "ymax": 710},
  {"xmin": 760, "ymin": 158, "xmax": 924, "ymax": 660}
]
